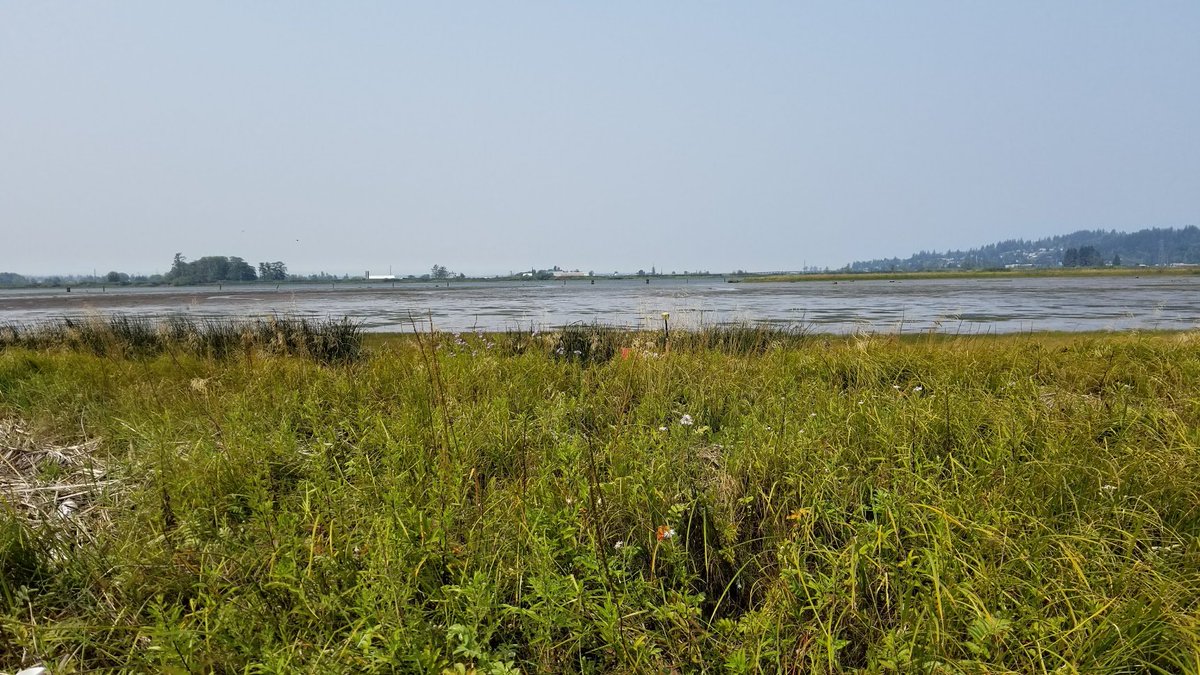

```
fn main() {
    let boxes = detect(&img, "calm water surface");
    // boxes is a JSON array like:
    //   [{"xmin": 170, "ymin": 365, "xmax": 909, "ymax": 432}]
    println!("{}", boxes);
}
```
[{"xmin": 1, "ymin": 277, "xmax": 1198, "ymax": 334}]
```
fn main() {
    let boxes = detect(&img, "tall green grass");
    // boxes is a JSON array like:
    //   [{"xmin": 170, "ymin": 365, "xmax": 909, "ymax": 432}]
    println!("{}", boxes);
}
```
[
  {"xmin": 0, "ymin": 315, "xmax": 363, "ymax": 365},
  {"xmin": 1, "ymin": 328, "xmax": 1198, "ymax": 672}
]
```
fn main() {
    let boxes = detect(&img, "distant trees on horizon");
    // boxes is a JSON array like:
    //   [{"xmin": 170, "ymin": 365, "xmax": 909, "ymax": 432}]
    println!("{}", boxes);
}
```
[
  {"xmin": 163, "ymin": 253, "xmax": 289, "ymax": 284},
  {"xmin": 849, "ymin": 226, "xmax": 1200, "ymax": 272},
  {"xmin": 1061, "ymin": 246, "xmax": 1107, "ymax": 267}
]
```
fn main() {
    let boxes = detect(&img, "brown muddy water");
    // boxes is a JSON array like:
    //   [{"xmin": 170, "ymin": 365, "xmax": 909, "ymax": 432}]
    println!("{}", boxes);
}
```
[{"xmin": 1, "ymin": 276, "xmax": 1198, "ymax": 334}]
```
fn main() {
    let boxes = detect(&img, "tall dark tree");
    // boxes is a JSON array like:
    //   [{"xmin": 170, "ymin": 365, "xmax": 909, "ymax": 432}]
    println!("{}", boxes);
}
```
[
  {"xmin": 258, "ymin": 261, "xmax": 288, "ymax": 281},
  {"xmin": 1078, "ymin": 246, "xmax": 1102, "ymax": 267}
]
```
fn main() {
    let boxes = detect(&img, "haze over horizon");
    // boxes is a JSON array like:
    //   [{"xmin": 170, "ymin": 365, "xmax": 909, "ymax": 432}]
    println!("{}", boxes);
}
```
[{"xmin": 2, "ymin": 3, "xmax": 1198, "ymax": 277}]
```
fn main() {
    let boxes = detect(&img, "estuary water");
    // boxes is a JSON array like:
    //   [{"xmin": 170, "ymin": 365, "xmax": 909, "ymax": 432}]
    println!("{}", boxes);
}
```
[{"xmin": 1, "ymin": 276, "xmax": 1198, "ymax": 334}]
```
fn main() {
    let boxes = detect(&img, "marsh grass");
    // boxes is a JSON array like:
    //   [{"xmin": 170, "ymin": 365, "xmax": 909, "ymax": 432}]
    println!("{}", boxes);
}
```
[
  {"xmin": 489, "ymin": 321, "xmax": 811, "ymax": 366},
  {"xmin": 1, "ymin": 327, "xmax": 1199, "ymax": 672},
  {"xmin": 0, "ymin": 316, "xmax": 363, "ymax": 365}
]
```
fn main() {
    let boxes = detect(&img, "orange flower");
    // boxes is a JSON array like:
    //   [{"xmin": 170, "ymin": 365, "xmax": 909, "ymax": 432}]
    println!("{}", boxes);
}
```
[{"xmin": 656, "ymin": 525, "xmax": 676, "ymax": 541}]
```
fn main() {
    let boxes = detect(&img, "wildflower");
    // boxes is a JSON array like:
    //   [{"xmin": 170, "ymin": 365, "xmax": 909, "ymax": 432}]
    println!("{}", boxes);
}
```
[
  {"xmin": 809, "ymin": 412, "xmax": 817, "ymax": 418},
  {"xmin": 555, "ymin": 346, "xmax": 565, "ymax": 355},
  {"xmin": 573, "ymin": 349, "xmax": 582, "ymax": 355},
  {"xmin": 913, "ymin": 385, "xmax": 924, "ymax": 392},
  {"xmin": 658, "ymin": 426, "xmax": 668, "ymax": 432},
  {"xmin": 661, "ymin": 312, "xmax": 670, "ymax": 320},
  {"xmin": 892, "ymin": 385, "xmax": 901, "ymax": 390},
  {"xmin": 679, "ymin": 414, "xmax": 694, "ymax": 426},
  {"xmin": 1100, "ymin": 484, "xmax": 1117, "ymax": 495},
  {"xmin": 857, "ymin": 400, "xmax": 864, "ymax": 405},
  {"xmin": 656, "ymin": 525, "xmax": 676, "ymax": 541},
  {"xmin": 614, "ymin": 540, "xmax": 624, "ymax": 550}
]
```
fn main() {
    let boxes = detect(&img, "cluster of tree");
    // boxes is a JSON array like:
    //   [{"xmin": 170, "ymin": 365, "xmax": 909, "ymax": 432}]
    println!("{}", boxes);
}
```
[
  {"xmin": 162, "ymin": 254, "xmax": 292, "ymax": 284},
  {"xmin": 429, "ymin": 265, "xmax": 466, "ymax": 280},
  {"xmin": 849, "ymin": 226, "xmax": 1200, "ymax": 271},
  {"xmin": 1061, "ymin": 246, "xmax": 1113, "ymax": 267},
  {"xmin": 258, "ymin": 261, "xmax": 288, "ymax": 281},
  {"xmin": 0, "ymin": 272, "xmax": 28, "ymax": 286}
]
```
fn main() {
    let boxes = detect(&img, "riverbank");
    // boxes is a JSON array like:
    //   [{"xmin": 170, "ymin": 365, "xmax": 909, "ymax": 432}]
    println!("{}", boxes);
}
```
[{"xmin": 2, "ymin": 326, "xmax": 1198, "ymax": 671}]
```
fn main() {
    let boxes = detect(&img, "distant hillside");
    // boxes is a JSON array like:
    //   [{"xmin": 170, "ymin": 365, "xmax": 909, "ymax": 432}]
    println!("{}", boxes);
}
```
[{"xmin": 849, "ymin": 226, "xmax": 1200, "ymax": 272}]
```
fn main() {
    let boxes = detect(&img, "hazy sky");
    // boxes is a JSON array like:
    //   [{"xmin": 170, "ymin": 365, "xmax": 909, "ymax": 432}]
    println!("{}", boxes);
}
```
[{"xmin": 2, "ymin": 3, "xmax": 1198, "ymax": 276}]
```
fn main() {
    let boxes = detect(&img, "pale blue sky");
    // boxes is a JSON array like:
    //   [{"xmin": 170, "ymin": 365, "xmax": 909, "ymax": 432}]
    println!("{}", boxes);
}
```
[{"xmin": 2, "ymin": 3, "xmax": 1197, "ymax": 276}]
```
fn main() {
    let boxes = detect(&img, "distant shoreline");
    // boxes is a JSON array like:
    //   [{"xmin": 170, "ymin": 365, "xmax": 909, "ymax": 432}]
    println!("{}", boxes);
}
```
[
  {"xmin": 4, "ymin": 265, "xmax": 1195, "ymax": 291},
  {"xmin": 746, "ymin": 267, "xmax": 1200, "ymax": 283}
]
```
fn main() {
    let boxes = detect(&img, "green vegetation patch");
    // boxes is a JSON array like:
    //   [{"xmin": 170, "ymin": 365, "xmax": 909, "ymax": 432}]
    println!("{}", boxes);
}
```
[
  {"xmin": 0, "ymin": 316, "xmax": 363, "ymax": 365},
  {"xmin": 1, "ymin": 329, "xmax": 1198, "ymax": 672}
]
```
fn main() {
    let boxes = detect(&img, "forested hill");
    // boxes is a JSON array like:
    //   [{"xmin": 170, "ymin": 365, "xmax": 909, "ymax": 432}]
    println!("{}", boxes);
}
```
[{"xmin": 849, "ymin": 226, "xmax": 1200, "ymax": 272}]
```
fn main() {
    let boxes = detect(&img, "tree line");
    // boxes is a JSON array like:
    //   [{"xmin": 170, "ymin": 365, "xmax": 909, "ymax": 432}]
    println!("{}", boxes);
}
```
[
  {"xmin": 849, "ymin": 226, "xmax": 1200, "ymax": 272},
  {"xmin": 166, "ymin": 253, "xmax": 288, "ymax": 284}
]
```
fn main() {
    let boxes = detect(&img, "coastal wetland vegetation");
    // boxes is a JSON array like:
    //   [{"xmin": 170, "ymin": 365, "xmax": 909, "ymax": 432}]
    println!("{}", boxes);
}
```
[{"xmin": 1, "ymin": 318, "xmax": 1198, "ymax": 672}]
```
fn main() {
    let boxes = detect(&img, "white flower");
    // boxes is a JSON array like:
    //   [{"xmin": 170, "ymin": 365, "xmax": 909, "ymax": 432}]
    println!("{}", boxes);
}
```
[
  {"xmin": 1101, "ymin": 484, "xmax": 1117, "ymax": 495},
  {"xmin": 658, "ymin": 426, "xmax": 668, "ymax": 432},
  {"xmin": 614, "ymin": 541, "xmax": 624, "ymax": 550},
  {"xmin": 913, "ymin": 386, "xmax": 924, "ymax": 392},
  {"xmin": 892, "ymin": 385, "xmax": 901, "ymax": 390},
  {"xmin": 679, "ymin": 414, "xmax": 694, "ymax": 426},
  {"xmin": 809, "ymin": 412, "xmax": 817, "ymax": 418},
  {"xmin": 663, "ymin": 528, "xmax": 676, "ymax": 539}
]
